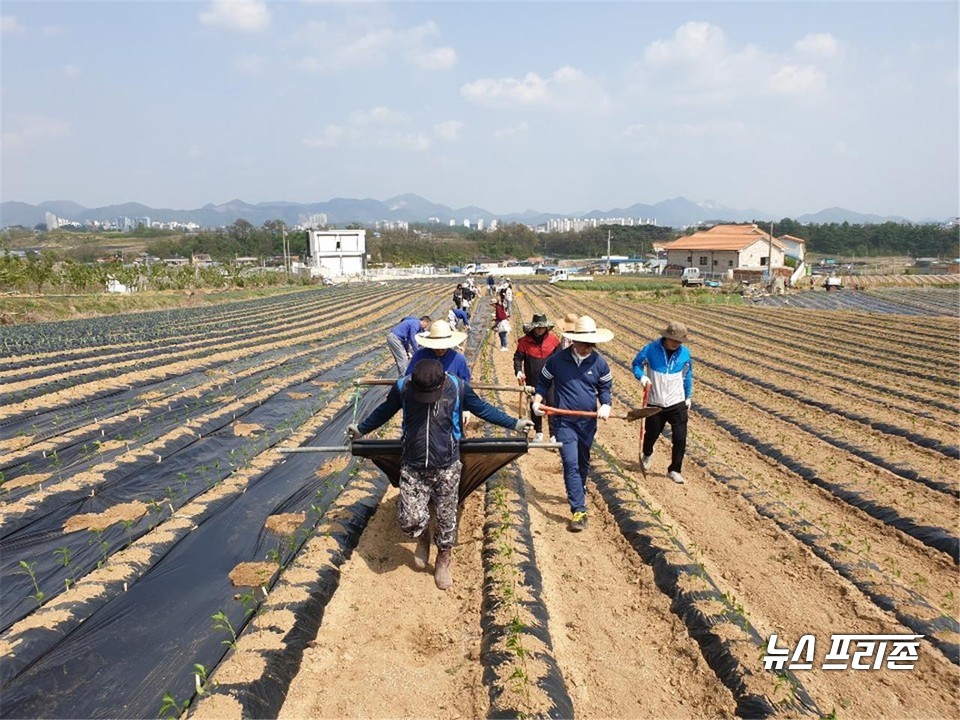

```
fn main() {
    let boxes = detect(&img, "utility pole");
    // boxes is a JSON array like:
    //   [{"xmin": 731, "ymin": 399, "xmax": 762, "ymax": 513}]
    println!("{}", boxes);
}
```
[
  {"xmin": 606, "ymin": 230, "xmax": 612, "ymax": 274},
  {"xmin": 281, "ymin": 225, "xmax": 289, "ymax": 275},
  {"xmin": 767, "ymin": 221, "xmax": 774, "ymax": 286}
]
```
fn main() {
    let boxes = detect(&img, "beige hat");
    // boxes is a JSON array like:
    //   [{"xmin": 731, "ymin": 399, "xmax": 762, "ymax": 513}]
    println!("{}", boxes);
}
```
[
  {"xmin": 559, "ymin": 312, "xmax": 579, "ymax": 333},
  {"xmin": 661, "ymin": 321, "xmax": 689, "ymax": 342},
  {"xmin": 417, "ymin": 320, "xmax": 468, "ymax": 349},
  {"xmin": 561, "ymin": 315, "xmax": 614, "ymax": 344}
]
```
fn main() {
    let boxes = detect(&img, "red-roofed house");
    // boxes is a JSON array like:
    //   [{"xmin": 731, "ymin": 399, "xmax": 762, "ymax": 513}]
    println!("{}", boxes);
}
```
[{"xmin": 663, "ymin": 224, "xmax": 786, "ymax": 275}]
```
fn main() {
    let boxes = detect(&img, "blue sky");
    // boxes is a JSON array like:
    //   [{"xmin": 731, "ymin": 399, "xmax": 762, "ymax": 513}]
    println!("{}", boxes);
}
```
[{"xmin": 2, "ymin": 1, "xmax": 957, "ymax": 221}]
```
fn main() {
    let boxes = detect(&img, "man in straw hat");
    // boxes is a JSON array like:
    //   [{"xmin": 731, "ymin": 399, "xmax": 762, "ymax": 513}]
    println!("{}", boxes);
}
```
[
  {"xmin": 632, "ymin": 321, "xmax": 694, "ymax": 484},
  {"xmin": 531, "ymin": 316, "xmax": 614, "ymax": 532},
  {"xmin": 408, "ymin": 319, "xmax": 471, "ymax": 382},
  {"xmin": 513, "ymin": 313, "xmax": 561, "ymax": 442},
  {"xmin": 348, "ymin": 359, "xmax": 534, "ymax": 590}
]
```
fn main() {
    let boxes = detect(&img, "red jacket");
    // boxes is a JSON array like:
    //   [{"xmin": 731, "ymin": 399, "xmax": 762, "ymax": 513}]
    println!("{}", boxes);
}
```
[{"xmin": 513, "ymin": 331, "xmax": 560, "ymax": 381}]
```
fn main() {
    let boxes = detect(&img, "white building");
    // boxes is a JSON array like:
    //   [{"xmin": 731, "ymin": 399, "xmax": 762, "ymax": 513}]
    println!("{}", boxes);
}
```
[
  {"xmin": 663, "ymin": 224, "xmax": 786, "ymax": 274},
  {"xmin": 306, "ymin": 229, "xmax": 366, "ymax": 277}
]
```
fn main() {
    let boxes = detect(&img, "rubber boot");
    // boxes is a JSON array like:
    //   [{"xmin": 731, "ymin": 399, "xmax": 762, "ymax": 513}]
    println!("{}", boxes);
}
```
[
  {"xmin": 414, "ymin": 526, "xmax": 432, "ymax": 570},
  {"xmin": 434, "ymin": 548, "xmax": 453, "ymax": 590}
]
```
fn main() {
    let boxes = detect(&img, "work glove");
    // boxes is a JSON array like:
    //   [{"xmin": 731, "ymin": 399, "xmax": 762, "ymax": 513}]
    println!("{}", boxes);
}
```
[
  {"xmin": 346, "ymin": 423, "xmax": 361, "ymax": 439},
  {"xmin": 638, "ymin": 375, "xmax": 652, "ymax": 389},
  {"xmin": 531, "ymin": 399, "xmax": 546, "ymax": 417},
  {"xmin": 685, "ymin": 398, "xmax": 692, "ymax": 410},
  {"xmin": 597, "ymin": 404, "xmax": 611, "ymax": 420},
  {"xmin": 514, "ymin": 418, "xmax": 535, "ymax": 433},
  {"xmin": 516, "ymin": 370, "xmax": 525, "ymax": 381}
]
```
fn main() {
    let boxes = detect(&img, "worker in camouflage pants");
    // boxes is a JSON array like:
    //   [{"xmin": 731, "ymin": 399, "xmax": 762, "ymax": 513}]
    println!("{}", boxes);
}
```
[
  {"xmin": 398, "ymin": 460, "xmax": 462, "ymax": 550},
  {"xmin": 350, "ymin": 359, "xmax": 531, "ymax": 590}
]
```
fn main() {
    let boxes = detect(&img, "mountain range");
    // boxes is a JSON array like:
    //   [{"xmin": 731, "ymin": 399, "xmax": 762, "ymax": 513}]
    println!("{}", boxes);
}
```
[{"xmin": 0, "ymin": 194, "xmax": 930, "ymax": 231}]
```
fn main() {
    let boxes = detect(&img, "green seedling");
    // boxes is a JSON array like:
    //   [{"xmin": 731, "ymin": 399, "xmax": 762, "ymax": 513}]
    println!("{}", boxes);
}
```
[
  {"xmin": 211, "ymin": 610, "xmax": 238, "ymax": 649},
  {"xmin": 158, "ymin": 692, "xmax": 188, "ymax": 719},
  {"xmin": 18, "ymin": 560, "xmax": 45, "ymax": 606}
]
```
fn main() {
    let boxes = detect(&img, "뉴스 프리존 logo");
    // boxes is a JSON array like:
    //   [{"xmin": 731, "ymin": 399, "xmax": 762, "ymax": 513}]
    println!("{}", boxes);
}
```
[{"xmin": 763, "ymin": 633, "xmax": 923, "ymax": 671}]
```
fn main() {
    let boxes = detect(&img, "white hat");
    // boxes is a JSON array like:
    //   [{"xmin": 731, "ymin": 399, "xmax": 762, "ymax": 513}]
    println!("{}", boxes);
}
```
[
  {"xmin": 417, "ymin": 320, "xmax": 468, "ymax": 349},
  {"xmin": 561, "ymin": 315, "xmax": 614, "ymax": 344}
]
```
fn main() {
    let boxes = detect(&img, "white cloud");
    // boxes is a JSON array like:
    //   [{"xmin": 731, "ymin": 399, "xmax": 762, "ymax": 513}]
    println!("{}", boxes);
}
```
[
  {"xmin": 42, "ymin": 25, "xmax": 66, "ymax": 37},
  {"xmin": 63, "ymin": 64, "xmax": 81, "ymax": 79},
  {"xmin": 1, "ymin": 114, "xmax": 70, "ymax": 151},
  {"xmin": 769, "ymin": 64, "xmax": 827, "ymax": 95},
  {"xmin": 622, "ymin": 120, "xmax": 751, "ymax": 152},
  {"xmin": 199, "ymin": 1, "xmax": 271, "ymax": 33},
  {"xmin": 348, "ymin": 106, "xmax": 409, "ymax": 126},
  {"xmin": 289, "ymin": 18, "xmax": 456, "ymax": 72},
  {"xmin": 234, "ymin": 54, "xmax": 268, "ymax": 75},
  {"xmin": 304, "ymin": 108, "xmax": 429, "ymax": 152},
  {"xmin": 493, "ymin": 122, "xmax": 529, "ymax": 141},
  {"xmin": 795, "ymin": 33, "xmax": 842, "ymax": 59},
  {"xmin": 187, "ymin": 145, "xmax": 203, "ymax": 159},
  {"xmin": 461, "ymin": 66, "xmax": 608, "ymax": 111},
  {"xmin": 434, "ymin": 121, "xmax": 463, "ymax": 142},
  {"xmin": 1, "ymin": 16, "xmax": 24, "ymax": 33}
]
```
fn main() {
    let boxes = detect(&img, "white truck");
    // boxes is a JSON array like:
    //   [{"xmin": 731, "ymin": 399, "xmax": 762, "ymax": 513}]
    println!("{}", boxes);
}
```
[
  {"xmin": 548, "ymin": 269, "xmax": 593, "ymax": 284},
  {"xmin": 680, "ymin": 267, "xmax": 704, "ymax": 287}
]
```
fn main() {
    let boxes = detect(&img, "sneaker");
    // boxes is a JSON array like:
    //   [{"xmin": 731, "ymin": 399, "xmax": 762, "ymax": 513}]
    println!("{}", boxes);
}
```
[
  {"xmin": 434, "ymin": 548, "xmax": 453, "ymax": 590},
  {"xmin": 568, "ymin": 511, "xmax": 588, "ymax": 532},
  {"xmin": 500, "ymin": 346, "xmax": 509, "ymax": 352},
  {"xmin": 414, "ymin": 528, "xmax": 432, "ymax": 570},
  {"xmin": 668, "ymin": 471, "xmax": 685, "ymax": 484},
  {"xmin": 549, "ymin": 436, "xmax": 556, "ymax": 444},
  {"xmin": 641, "ymin": 454, "xmax": 653, "ymax": 471},
  {"xmin": 533, "ymin": 432, "xmax": 544, "ymax": 442}
]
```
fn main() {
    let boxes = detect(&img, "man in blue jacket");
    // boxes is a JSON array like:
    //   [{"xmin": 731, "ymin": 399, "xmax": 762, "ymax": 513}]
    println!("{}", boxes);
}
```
[
  {"xmin": 531, "ymin": 316, "xmax": 614, "ymax": 532},
  {"xmin": 633, "ymin": 321, "xmax": 693, "ymax": 484},
  {"xmin": 387, "ymin": 315, "xmax": 431, "ymax": 375},
  {"xmin": 349, "ymin": 359, "xmax": 533, "ymax": 590}
]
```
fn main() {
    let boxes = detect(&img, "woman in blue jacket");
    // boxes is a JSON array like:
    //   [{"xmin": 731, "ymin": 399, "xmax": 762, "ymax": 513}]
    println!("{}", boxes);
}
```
[{"xmin": 632, "ymin": 321, "xmax": 693, "ymax": 484}]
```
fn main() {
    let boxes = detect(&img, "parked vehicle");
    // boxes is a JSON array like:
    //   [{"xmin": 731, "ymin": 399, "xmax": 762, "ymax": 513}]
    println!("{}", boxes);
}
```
[
  {"xmin": 548, "ymin": 269, "xmax": 593, "ymax": 284},
  {"xmin": 680, "ymin": 267, "xmax": 705, "ymax": 287}
]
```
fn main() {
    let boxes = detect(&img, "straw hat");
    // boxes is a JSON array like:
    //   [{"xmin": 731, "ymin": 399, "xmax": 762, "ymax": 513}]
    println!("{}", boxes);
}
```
[
  {"xmin": 522, "ymin": 313, "xmax": 555, "ymax": 334},
  {"xmin": 561, "ymin": 315, "xmax": 614, "ymax": 343},
  {"xmin": 417, "ymin": 319, "xmax": 467, "ymax": 349},
  {"xmin": 559, "ymin": 313, "xmax": 579, "ymax": 333},
  {"xmin": 661, "ymin": 321, "xmax": 689, "ymax": 343}
]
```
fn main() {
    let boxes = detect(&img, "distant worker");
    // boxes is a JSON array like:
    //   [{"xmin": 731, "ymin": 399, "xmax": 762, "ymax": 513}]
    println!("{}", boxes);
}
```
[
  {"xmin": 407, "ymin": 320, "xmax": 471, "ymax": 382},
  {"xmin": 558, "ymin": 313, "xmax": 579, "ymax": 350},
  {"xmin": 486, "ymin": 273, "xmax": 496, "ymax": 296},
  {"xmin": 632, "ymin": 321, "xmax": 693, "ymax": 484},
  {"xmin": 447, "ymin": 306, "xmax": 471, "ymax": 331},
  {"xmin": 492, "ymin": 296, "xmax": 511, "ymax": 351},
  {"xmin": 388, "ymin": 315, "xmax": 431, "ymax": 375},
  {"xmin": 513, "ymin": 313, "xmax": 560, "ymax": 442},
  {"xmin": 348, "ymin": 359, "xmax": 534, "ymax": 590},
  {"xmin": 532, "ymin": 316, "xmax": 614, "ymax": 532}
]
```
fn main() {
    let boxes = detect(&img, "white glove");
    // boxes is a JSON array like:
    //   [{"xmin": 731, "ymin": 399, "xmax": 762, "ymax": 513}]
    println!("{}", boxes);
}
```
[
  {"xmin": 514, "ymin": 418, "xmax": 535, "ymax": 433},
  {"xmin": 516, "ymin": 370, "xmax": 525, "ymax": 381},
  {"xmin": 638, "ymin": 375, "xmax": 652, "ymax": 388},
  {"xmin": 531, "ymin": 399, "xmax": 546, "ymax": 417},
  {"xmin": 346, "ymin": 423, "xmax": 361, "ymax": 439},
  {"xmin": 685, "ymin": 398, "xmax": 692, "ymax": 410},
  {"xmin": 597, "ymin": 404, "xmax": 611, "ymax": 420}
]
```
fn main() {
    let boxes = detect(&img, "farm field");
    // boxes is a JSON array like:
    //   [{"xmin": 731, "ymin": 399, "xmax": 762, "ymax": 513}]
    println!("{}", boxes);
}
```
[{"xmin": 0, "ymin": 280, "xmax": 957, "ymax": 719}]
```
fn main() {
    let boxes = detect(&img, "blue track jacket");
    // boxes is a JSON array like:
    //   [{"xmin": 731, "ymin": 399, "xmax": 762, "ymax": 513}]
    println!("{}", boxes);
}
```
[
  {"xmin": 390, "ymin": 317, "xmax": 423, "ymax": 353},
  {"xmin": 536, "ymin": 347, "xmax": 612, "ymax": 411},
  {"xmin": 632, "ymin": 339, "xmax": 693, "ymax": 407}
]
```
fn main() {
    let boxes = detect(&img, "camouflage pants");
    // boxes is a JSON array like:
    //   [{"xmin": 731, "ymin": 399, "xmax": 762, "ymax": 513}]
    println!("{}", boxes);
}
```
[{"xmin": 398, "ymin": 460, "xmax": 462, "ymax": 550}]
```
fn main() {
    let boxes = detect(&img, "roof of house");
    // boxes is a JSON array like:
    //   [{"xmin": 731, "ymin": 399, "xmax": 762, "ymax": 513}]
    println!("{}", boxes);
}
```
[
  {"xmin": 779, "ymin": 234, "xmax": 807, "ymax": 245},
  {"xmin": 664, "ymin": 224, "xmax": 787, "ymax": 252}
]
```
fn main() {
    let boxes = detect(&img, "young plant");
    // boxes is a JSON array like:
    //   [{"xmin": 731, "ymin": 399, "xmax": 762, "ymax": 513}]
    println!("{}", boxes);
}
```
[
  {"xmin": 211, "ymin": 609, "xmax": 238, "ymax": 650},
  {"xmin": 17, "ymin": 560, "xmax": 45, "ymax": 606}
]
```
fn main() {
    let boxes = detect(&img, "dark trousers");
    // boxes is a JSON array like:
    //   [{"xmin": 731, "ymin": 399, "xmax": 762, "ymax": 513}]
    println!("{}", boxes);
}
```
[{"xmin": 642, "ymin": 402, "xmax": 688, "ymax": 473}]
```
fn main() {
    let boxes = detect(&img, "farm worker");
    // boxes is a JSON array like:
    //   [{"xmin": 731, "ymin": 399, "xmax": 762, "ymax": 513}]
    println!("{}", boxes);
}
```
[
  {"xmin": 407, "ymin": 319, "xmax": 471, "ymax": 382},
  {"xmin": 387, "ymin": 315, "xmax": 431, "ymax": 375},
  {"xmin": 632, "ymin": 321, "xmax": 693, "ymax": 484},
  {"xmin": 531, "ymin": 316, "xmax": 614, "ymax": 532},
  {"xmin": 348, "ymin": 359, "xmax": 534, "ymax": 590},
  {"xmin": 453, "ymin": 283, "xmax": 465, "ymax": 310},
  {"xmin": 447, "ymin": 306, "xmax": 471, "ymax": 331},
  {"xmin": 513, "ymin": 313, "xmax": 561, "ymax": 442},
  {"xmin": 503, "ymin": 281, "xmax": 514, "ymax": 314},
  {"xmin": 486, "ymin": 273, "xmax": 496, "ymax": 296},
  {"xmin": 491, "ymin": 297, "xmax": 511, "ymax": 351},
  {"xmin": 558, "ymin": 313, "xmax": 579, "ymax": 351}
]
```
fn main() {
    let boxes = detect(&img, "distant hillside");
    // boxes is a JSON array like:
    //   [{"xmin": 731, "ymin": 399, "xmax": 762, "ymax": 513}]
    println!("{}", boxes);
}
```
[{"xmin": 1, "ymin": 194, "xmax": 946, "ymax": 230}]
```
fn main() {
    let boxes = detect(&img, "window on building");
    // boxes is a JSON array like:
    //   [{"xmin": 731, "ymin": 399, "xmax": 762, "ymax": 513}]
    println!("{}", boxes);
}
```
[
  {"xmin": 699, "ymin": 256, "xmax": 708, "ymax": 265},
  {"xmin": 336, "ymin": 240, "xmax": 341, "ymax": 251},
  {"xmin": 712, "ymin": 260, "xmax": 718, "ymax": 266},
  {"xmin": 728, "ymin": 260, "xmax": 733, "ymax": 267},
  {"xmin": 686, "ymin": 255, "xmax": 692, "ymax": 263},
  {"xmin": 760, "ymin": 257, "xmax": 768, "ymax": 266}
]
